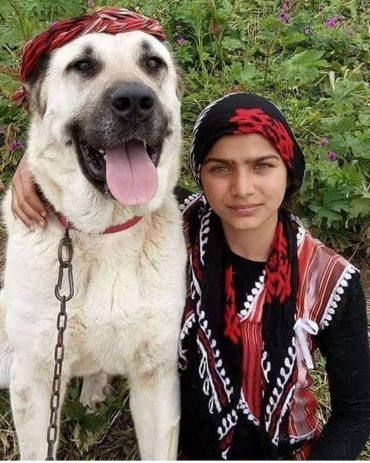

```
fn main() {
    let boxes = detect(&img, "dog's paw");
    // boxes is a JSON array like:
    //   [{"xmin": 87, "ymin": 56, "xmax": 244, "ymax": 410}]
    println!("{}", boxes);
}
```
[{"xmin": 79, "ymin": 371, "xmax": 112, "ymax": 410}]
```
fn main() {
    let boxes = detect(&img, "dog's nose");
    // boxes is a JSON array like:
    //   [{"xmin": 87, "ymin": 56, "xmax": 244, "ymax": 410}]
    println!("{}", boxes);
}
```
[{"xmin": 111, "ymin": 83, "xmax": 155, "ymax": 123}]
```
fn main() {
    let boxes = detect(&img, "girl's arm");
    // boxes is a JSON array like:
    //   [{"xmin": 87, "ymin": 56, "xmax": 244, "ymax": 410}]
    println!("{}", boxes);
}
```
[{"xmin": 310, "ymin": 272, "xmax": 370, "ymax": 459}]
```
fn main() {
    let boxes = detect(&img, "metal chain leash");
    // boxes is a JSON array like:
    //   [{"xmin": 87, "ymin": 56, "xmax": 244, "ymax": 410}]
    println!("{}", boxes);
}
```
[{"xmin": 46, "ymin": 228, "xmax": 74, "ymax": 460}]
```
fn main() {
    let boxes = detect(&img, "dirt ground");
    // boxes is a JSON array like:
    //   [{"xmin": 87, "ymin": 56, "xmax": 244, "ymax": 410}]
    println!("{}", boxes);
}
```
[{"xmin": 0, "ymin": 225, "xmax": 369, "ymax": 316}]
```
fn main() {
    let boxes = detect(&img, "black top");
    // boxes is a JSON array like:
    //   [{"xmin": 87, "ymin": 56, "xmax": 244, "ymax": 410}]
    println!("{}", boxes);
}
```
[{"xmin": 180, "ymin": 248, "xmax": 370, "ymax": 460}]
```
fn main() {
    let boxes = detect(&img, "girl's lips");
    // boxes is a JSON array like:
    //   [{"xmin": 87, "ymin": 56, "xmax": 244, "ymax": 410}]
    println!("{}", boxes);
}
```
[{"xmin": 228, "ymin": 204, "xmax": 262, "ymax": 216}]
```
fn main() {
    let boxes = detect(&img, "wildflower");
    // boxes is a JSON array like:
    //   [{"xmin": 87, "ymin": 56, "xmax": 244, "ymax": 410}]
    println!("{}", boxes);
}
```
[
  {"xmin": 177, "ymin": 37, "xmax": 187, "ymax": 46},
  {"xmin": 279, "ymin": 12, "xmax": 290, "ymax": 24},
  {"xmin": 282, "ymin": 1, "xmax": 290, "ymax": 11},
  {"xmin": 304, "ymin": 26, "xmax": 313, "ymax": 35},
  {"xmin": 347, "ymin": 28, "xmax": 354, "ymax": 36},
  {"xmin": 325, "ymin": 17, "xmax": 337, "ymax": 28},
  {"xmin": 320, "ymin": 137, "xmax": 329, "ymax": 145},
  {"xmin": 327, "ymin": 151, "xmax": 337, "ymax": 161},
  {"xmin": 318, "ymin": 4, "xmax": 324, "ymax": 12},
  {"xmin": 87, "ymin": 0, "xmax": 95, "ymax": 8},
  {"xmin": 9, "ymin": 141, "xmax": 25, "ymax": 153}
]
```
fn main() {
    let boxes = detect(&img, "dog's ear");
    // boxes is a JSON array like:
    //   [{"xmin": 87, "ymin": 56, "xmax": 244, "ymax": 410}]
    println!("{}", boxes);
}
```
[
  {"xmin": 175, "ymin": 66, "xmax": 185, "ymax": 101},
  {"xmin": 24, "ymin": 53, "xmax": 50, "ymax": 117}
]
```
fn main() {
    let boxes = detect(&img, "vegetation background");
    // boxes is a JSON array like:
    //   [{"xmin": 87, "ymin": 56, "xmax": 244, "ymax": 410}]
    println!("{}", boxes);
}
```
[{"xmin": 0, "ymin": 0, "xmax": 369, "ymax": 459}]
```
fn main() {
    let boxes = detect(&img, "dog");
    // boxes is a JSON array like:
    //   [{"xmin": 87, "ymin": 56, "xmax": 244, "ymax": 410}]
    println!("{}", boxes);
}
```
[{"xmin": 0, "ymin": 23, "xmax": 186, "ymax": 460}]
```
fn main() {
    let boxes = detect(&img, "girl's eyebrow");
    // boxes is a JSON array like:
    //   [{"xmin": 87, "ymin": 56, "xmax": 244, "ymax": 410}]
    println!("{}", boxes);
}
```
[{"xmin": 203, "ymin": 154, "xmax": 280, "ymax": 165}]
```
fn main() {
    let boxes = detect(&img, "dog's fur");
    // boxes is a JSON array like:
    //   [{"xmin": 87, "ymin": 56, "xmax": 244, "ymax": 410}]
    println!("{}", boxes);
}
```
[{"xmin": 0, "ymin": 31, "xmax": 186, "ymax": 460}]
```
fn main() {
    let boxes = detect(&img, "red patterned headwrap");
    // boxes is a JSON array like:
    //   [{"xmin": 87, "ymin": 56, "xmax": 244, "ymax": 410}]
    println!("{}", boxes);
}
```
[{"xmin": 13, "ymin": 7, "xmax": 166, "ymax": 106}]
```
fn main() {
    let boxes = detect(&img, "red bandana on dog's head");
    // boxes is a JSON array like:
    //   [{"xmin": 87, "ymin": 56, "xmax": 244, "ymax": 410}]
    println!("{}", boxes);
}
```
[{"xmin": 13, "ymin": 7, "xmax": 166, "ymax": 106}]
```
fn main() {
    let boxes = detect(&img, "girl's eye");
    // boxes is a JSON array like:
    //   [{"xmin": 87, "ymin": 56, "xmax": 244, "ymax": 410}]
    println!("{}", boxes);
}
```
[
  {"xmin": 210, "ymin": 165, "xmax": 230, "ymax": 173},
  {"xmin": 255, "ymin": 163, "xmax": 273, "ymax": 170}
]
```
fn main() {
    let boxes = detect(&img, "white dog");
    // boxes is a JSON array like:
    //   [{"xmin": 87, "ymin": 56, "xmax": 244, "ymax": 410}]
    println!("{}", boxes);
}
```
[{"xmin": 0, "ymin": 28, "xmax": 186, "ymax": 460}]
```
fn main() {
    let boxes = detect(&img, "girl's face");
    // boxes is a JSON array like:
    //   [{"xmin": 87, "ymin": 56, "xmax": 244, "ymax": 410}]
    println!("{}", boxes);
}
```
[{"xmin": 200, "ymin": 133, "xmax": 288, "ymax": 238}]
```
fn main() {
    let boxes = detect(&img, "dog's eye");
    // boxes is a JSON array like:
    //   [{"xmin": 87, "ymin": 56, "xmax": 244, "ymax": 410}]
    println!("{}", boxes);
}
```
[
  {"xmin": 146, "ymin": 57, "xmax": 164, "ymax": 70},
  {"xmin": 73, "ymin": 60, "xmax": 92, "ymax": 71}
]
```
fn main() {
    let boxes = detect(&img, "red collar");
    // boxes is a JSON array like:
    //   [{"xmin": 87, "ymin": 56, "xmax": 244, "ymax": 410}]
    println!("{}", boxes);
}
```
[{"xmin": 56, "ymin": 213, "xmax": 143, "ymax": 234}]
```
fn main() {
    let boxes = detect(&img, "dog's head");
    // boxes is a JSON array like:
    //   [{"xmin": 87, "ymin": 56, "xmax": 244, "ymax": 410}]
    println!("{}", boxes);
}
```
[{"xmin": 23, "ymin": 14, "xmax": 183, "ymax": 231}]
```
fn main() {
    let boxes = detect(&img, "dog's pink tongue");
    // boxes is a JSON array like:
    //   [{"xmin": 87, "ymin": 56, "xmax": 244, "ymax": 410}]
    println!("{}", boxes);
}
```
[{"xmin": 106, "ymin": 141, "xmax": 158, "ymax": 205}]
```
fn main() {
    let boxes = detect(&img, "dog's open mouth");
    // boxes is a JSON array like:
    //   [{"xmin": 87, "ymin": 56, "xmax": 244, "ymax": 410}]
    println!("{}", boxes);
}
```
[{"xmin": 78, "ymin": 139, "xmax": 160, "ymax": 206}]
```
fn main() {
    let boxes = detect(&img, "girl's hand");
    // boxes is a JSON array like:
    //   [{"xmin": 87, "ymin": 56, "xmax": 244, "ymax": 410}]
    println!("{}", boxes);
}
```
[{"xmin": 11, "ymin": 154, "xmax": 48, "ymax": 228}]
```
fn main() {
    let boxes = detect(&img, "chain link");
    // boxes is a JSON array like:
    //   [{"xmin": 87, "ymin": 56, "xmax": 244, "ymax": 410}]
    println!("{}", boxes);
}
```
[{"xmin": 46, "ymin": 229, "xmax": 74, "ymax": 460}]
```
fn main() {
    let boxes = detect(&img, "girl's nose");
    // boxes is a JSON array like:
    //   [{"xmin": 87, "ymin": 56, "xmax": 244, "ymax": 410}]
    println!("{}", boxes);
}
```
[{"xmin": 230, "ymin": 170, "xmax": 256, "ymax": 197}]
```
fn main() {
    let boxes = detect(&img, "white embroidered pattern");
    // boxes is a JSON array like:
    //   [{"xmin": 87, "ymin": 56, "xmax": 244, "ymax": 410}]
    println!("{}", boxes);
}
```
[
  {"xmin": 199, "ymin": 207, "xmax": 212, "ymax": 266},
  {"xmin": 239, "ymin": 270, "xmax": 266, "ymax": 321},
  {"xmin": 272, "ymin": 385, "xmax": 296, "ymax": 445},
  {"xmin": 179, "ymin": 192, "xmax": 201, "ymax": 212},
  {"xmin": 237, "ymin": 389, "xmax": 259, "ymax": 426},
  {"xmin": 198, "ymin": 338, "xmax": 222, "ymax": 413},
  {"xmin": 217, "ymin": 409, "xmax": 238, "ymax": 439},
  {"xmin": 320, "ymin": 263, "xmax": 357, "ymax": 329},
  {"xmin": 264, "ymin": 339, "xmax": 296, "ymax": 430},
  {"xmin": 178, "ymin": 312, "xmax": 196, "ymax": 365},
  {"xmin": 289, "ymin": 429, "xmax": 316, "ymax": 445}
]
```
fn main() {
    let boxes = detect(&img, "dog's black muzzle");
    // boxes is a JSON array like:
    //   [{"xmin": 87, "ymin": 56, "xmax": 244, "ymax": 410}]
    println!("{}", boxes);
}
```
[{"xmin": 69, "ymin": 82, "xmax": 168, "ymax": 197}]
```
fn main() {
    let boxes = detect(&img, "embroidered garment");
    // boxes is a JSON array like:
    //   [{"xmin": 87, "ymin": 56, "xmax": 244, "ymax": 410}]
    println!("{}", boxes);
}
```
[{"xmin": 179, "ymin": 194, "xmax": 361, "ymax": 459}]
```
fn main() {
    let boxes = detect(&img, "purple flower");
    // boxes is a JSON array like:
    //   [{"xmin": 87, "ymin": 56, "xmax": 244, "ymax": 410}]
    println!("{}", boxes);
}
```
[
  {"xmin": 347, "ymin": 28, "xmax": 354, "ymax": 36},
  {"xmin": 327, "ymin": 151, "xmax": 337, "ymax": 161},
  {"xmin": 282, "ymin": 1, "xmax": 290, "ymax": 11},
  {"xmin": 177, "ymin": 37, "xmax": 187, "ymax": 46},
  {"xmin": 325, "ymin": 17, "xmax": 338, "ymax": 28},
  {"xmin": 321, "ymin": 137, "xmax": 329, "ymax": 145},
  {"xmin": 87, "ymin": 0, "xmax": 95, "ymax": 8},
  {"xmin": 318, "ymin": 4, "xmax": 324, "ymax": 12},
  {"xmin": 304, "ymin": 26, "xmax": 313, "ymax": 35},
  {"xmin": 279, "ymin": 12, "xmax": 290, "ymax": 24},
  {"xmin": 9, "ymin": 141, "xmax": 24, "ymax": 153}
]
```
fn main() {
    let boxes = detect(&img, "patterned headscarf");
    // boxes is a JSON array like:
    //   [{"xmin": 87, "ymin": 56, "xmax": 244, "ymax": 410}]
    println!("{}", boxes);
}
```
[
  {"xmin": 181, "ymin": 93, "xmax": 306, "ymax": 458},
  {"xmin": 190, "ymin": 92, "xmax": 305, "ymax": 197},
  {"xmin": 13, "ymin": 7, "xmax": 166, "ymax": 106}
]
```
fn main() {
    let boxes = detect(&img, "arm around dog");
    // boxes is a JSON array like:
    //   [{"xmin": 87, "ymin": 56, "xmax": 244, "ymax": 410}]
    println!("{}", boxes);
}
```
[{"xmin": 11, "ymin": 153, "xmax": 48, "ymax": 228}]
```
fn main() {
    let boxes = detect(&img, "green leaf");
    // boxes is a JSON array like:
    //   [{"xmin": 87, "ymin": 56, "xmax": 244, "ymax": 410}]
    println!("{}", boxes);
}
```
[
  {"xmin": 331, "ymin": 80, "xmax": 364, "ymax": 99},
  {"xmin": 280, "ymin": 32, "xmax": 306, "ymax": 47},
  {"xmin": 286, "ymin": 49, "xmax": 328, "ymax": 68},
  {"xmin": 80, "ymin": 414, "xmax": 106, "ymax": 432},
  {"xmin": 221, "ymin": 37, "xmax": 242, "ymax": 51},
  {"xmin": 348, "ymin": 197, "xmax": 370, "ymax": 219}
]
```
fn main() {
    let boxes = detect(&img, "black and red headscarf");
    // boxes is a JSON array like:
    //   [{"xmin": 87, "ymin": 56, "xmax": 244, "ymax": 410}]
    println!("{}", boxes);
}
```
[
  {"xmin": 190, "ymin": 92, "xmax": 305, "ymax": 196},
  {"xmin": 181, "ymin": 93, "xmax": 306, "ymax": 458}
]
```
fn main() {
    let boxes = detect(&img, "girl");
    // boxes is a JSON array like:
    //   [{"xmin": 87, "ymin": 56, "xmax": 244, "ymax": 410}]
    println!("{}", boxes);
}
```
[{"xmin": 177, "ymin": 93, "xmax": 370, "ymax": 460}]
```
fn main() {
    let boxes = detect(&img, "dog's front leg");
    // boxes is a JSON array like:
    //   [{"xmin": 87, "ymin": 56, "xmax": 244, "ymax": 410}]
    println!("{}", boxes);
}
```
[
  {"xmin": 10, "ymin": 355, "xmax": 68, "ymax": 460},
  {"xmin": 129, "ymin": 367, "xmax": 180, "ymax": 460}
]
